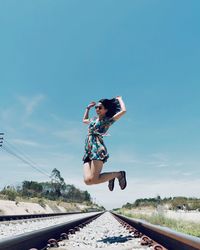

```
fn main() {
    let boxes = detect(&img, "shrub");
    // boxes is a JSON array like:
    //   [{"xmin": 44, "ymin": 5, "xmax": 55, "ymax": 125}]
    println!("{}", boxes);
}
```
[
  {"xmin": 1, "ymin": 187, "xmax": 17, "ymax": 201},
  {"xmin": 38, "ymin": 199, "xmax": 46, "ymax": 208}
]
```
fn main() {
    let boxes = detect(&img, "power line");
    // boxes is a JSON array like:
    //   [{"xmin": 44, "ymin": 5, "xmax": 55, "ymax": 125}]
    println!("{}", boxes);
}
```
[
  {"xmin": 4, "ymin": 139, "xmax": 50, "ymax": 177},
  {"xmin": 0, "ymin": 134, "xmax": 51, "ymax": 179},
  {"xmin": 2, "ymin": 145, "xmax": 51, "ymax": 178}
]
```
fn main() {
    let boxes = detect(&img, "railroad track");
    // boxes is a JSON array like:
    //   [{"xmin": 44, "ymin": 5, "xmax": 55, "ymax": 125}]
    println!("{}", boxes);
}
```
[
  {"xmin": 0, "ymin": 211, "xmax": 199, "ymax": 250},
  {"xmin": 0, "ymin": 211, "xmax": 101, "ymax": 241},
  {"xmin": 0, "ymin": 211, "xmax": 91, "ymax": 222},
  {"xmin": 113, "ymin": 213, "xmax": 200, "ymax": 250}
]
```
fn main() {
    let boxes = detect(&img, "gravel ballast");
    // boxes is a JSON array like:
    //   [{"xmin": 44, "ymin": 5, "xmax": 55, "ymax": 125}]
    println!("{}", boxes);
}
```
[{"xmin": 57, "ymin": 212, "xmax": 152, "ymax": 249}]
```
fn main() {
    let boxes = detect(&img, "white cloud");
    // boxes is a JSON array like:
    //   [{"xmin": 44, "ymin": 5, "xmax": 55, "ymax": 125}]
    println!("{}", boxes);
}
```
[
  {"xmin": 24, "ymin": 122, "xmax": 47, "ymax": 133},
  {"xmin": 149, "ymin": 152, "xmax": 169, "ymax": 162},
  {"xmin": 154, "ymin": 163, "xmax": 169, "ymax": 168},
  {"xmin": 53, "ymin": 128, "xmax": 85, "ymax": 145},
  {"xmin": 0, "ymin": 108, "xmax": 13, "ymax": 123},
  {"xmin": 17, "ymin": 94, "xmax": 45, "ymax": 116},
  {"xmin": 0, "ymin": 94, "xmax": 46, "ymax": 136},
  {"xmin": 110, "ymin": 149, "xmax": 142, "ymax": 165},
  {"xmin": 0, "ymin": 107, "xmax": 18, "ymax": 134},
  {"xmin": 182, "ymin": 172, "xmax": 193, "ymax": 176},
  {"xmin": 11, "ymin": 139, "xmax": 40, "ymax": 147}
]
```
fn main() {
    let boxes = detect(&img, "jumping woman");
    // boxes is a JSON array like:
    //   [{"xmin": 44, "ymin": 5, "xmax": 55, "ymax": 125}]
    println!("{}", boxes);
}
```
[{"xmin": 82, "ymin": 96, "xmax": 127, "ymax": 191}]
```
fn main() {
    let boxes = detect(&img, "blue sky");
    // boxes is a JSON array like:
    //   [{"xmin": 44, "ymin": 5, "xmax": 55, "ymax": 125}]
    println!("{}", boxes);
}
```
[{"xmin": 0, "ymin": 1, "xmax": 200, "ymax": 209}]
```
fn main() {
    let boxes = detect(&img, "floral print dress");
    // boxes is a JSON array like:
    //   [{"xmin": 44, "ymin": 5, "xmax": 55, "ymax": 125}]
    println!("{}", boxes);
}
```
[{"xmin": 83, "ymin": 116, "xmax": 115, "ymax": 163}]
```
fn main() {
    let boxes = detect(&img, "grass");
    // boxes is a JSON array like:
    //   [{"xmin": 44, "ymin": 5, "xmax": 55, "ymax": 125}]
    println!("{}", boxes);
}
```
[{"xmin": 118, "ymin": 210, "xmax": 200, "ymax": 237}]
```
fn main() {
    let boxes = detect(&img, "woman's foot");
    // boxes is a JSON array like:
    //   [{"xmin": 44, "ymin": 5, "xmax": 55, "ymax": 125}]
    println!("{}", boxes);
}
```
[
  {"xmin": 108, "ymin": 178, "xmax": 115, "ymax": 191},
  {"xmin": 118, "ymin": 171, "xmax": 127, "ymax": 190}
]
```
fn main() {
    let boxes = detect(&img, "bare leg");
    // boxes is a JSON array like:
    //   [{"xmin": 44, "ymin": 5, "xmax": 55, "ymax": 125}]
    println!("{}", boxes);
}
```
[
  {"xmin": 96, "ymin": 172, "xmax": 121, "ymax": 184},
  {"xmin": 83, "ymin": 161, "xmax": 92, "ymax": 185},
  {"xmin": 83, "ymin": 160, "xmax": 121, "ymax": 185}
]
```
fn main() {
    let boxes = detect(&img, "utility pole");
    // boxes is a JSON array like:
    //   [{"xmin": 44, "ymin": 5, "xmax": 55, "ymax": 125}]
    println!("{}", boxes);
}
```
[{"xmin": 0, "ymin": 133, "xmax": 4, "ymax": 147}]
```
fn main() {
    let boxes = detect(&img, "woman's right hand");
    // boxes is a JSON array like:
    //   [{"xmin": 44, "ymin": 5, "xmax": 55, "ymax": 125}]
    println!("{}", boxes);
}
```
[{"xmin": 87, "ymin": 101, "xmax": 96, "ymax": 109}]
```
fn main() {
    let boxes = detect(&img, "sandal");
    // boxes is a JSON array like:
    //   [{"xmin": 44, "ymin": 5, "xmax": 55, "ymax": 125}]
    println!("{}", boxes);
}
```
[
  {"xmin": 108, "ymin": 178, "xmax": 115, "ymax": 191},
  {"xmin": 118, "ymin": 171, "xmax": 127, "ymax": 190}
]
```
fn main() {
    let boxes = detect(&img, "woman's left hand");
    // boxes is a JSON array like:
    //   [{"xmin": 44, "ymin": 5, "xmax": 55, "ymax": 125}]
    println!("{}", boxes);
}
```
[{"xmin": 116, "ymin": 96, "xmax": 122, "ymax": 100}]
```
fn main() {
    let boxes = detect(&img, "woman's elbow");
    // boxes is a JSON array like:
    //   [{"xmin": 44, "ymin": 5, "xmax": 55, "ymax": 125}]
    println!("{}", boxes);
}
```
[{"xmin": 83, "ymin": 119, "xmax": 89, "ymax": 124}]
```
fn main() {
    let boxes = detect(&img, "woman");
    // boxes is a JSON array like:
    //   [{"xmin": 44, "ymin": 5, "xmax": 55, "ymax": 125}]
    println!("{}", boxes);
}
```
[{"xmin": 82, "ymin": 96, "xmax": 127, "ymax": 191}]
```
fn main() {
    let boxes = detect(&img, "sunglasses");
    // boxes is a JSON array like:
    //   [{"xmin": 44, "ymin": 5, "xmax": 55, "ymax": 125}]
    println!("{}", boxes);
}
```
[{"xmin": 95, "ymin": 105, "xmax": 103, "ymax": 110}]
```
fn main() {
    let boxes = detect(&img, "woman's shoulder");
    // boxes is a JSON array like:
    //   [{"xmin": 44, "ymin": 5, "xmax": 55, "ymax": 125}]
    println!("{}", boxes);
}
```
[{"xmin": 103, "ymin": 116, "xmax": 115, "ymax": 126}]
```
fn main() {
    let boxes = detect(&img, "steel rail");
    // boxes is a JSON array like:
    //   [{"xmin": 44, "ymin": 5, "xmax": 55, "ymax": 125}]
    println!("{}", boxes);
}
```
[
  {"xmin": 0, "ymin": 210, "xmax": 100, "ymax": 222},
  {"xmin": 0, "ymin": 212, "xmax": 103, "ymax": 250},
  {"xmin": 112, "ymin": 212, "xmax": 200, "ymax": 250}
]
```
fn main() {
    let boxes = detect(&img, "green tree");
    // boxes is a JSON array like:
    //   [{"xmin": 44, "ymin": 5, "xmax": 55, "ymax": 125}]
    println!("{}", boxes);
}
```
[
  {"xmin": 1, "ymin": 186, "xmax": 17, "ymax": 201},
  {"xmin": 21, "ymin": 181, "xmax": 43, "ymax": 197},
  {"xmin": 50, "ymin": 168, "xmax": 67, "ymax": 197}
]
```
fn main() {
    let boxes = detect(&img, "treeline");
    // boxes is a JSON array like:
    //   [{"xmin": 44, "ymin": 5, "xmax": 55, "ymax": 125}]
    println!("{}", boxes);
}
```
[
  {"xmin": 122, "ymin": 196, "xmax": 200, "ymax": 211},
  {"xmin": 0, "ymin": 168, "xmax": 91, "ymax": 203}
]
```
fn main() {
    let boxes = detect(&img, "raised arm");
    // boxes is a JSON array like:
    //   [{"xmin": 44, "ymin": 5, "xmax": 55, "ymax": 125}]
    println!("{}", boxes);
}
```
[
  {"xmin": 82, "ymin": 101, "xmax": 96, "ymax": 124},
  {"xmin": 112, "ymin": 96, "xmax": 126, "ymax": 121}
]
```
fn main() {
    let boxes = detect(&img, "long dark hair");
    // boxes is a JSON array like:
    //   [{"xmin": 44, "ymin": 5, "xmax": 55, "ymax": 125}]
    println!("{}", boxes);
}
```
[{"xmin": 99, "ymin": 98, "xmax": 121, "ymax": 118}]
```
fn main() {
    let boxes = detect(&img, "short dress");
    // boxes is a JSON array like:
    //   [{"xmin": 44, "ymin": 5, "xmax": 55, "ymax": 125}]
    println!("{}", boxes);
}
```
[{"xmin": 83, "ymin": 116, "xmax": 115, "ymax": 163}]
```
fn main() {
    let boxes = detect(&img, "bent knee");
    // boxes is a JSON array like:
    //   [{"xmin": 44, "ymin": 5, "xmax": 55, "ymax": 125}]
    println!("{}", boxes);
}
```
[
  {"xmin": 84, "ymin": 176, "xmax": 94, "ymax": 185},
  {"xmin": 84, "ymin": 179, "xmax": 93, "ymax": 185},
  {"xmin": 84, "ymin": 176, "xmax": 98, "ymax": 185}
]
